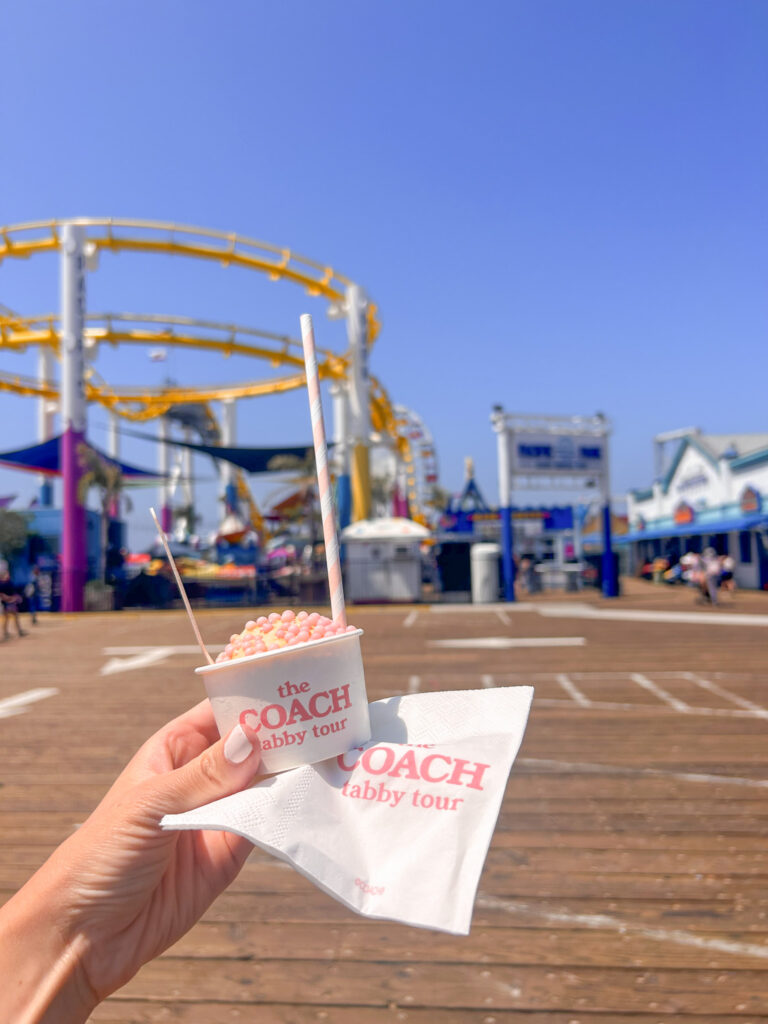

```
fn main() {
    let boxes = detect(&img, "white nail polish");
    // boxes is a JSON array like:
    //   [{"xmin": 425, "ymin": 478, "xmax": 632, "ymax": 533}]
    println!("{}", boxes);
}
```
[{"xmin": 224, "ymin": 723, "xmax": 253, "ymax": 764}]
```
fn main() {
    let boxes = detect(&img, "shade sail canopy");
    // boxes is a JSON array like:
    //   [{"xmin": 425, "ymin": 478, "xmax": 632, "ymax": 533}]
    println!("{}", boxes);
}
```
[
  {"xmin": 123, "ymin": 429, "xmax": 317, "ymax": 474},
  {"xmin": 341, "ymin": 517, "xmax": 431, "ymax": 541},
  {"xmin": 0, "ymin": 436, "xmax": 162, "ymax": 479}
]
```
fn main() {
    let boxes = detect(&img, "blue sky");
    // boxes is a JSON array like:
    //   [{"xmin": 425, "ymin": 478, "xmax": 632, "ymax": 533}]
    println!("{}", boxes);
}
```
[{"xmin": 1, "ymin": 0, "xmax": 766, "ymax": 548}]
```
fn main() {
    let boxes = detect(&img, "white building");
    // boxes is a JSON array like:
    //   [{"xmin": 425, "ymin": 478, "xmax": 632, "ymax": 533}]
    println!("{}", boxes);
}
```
[{"xmin": 623, "ymin": 431, "xmax": 768, "ymax": 590}]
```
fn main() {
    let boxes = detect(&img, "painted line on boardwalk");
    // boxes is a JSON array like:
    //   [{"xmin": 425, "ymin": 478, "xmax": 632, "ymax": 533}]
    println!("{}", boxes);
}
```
[
  {"xmin": 555, "ymin": 673, "xmax": 591, "ymax": 706},
  {"xmin": 426, "ymin": 601, "xmax": 768, "ymax": 627},
  {"xmin": 430, "ymin": 636, "xmax": 586, "ymax": 650},
  {"xmin": 533, "ymin": 696, "xmax": 767, "ymax": 718},
  {"xmin": 100, "ymin": 647, "xmax": 178, "ymax": 675},
  {"xmin": 518, "ymin": 756, "xmax": 768, "ymax": 788},
  {"xmin": 403, "ymin": 610, "xmax": 419, "ymax": 628},
  {"xmin": 408, "ymin": 675, "xmax": 421, "ymax": 694},
  {"xmin": 630, "ymin": 672, "xmax": 690, "ymax": 712},
  {"xmin": 684, "ymin": 671, "xmax": 768, "ymax": 718},
  {"xmin": 496, "ymin": 610, "xmax": 511, "ymax": 625},
  {"xmin": 481, "ymin": 674, "xmax": 494, "ymax": 688},
  {"xmin": 475, "ymin": 894, "xmax": 768, "ymax": 961},
  {"xmin": 0, "ymin": 688, "xmax": 59, "ymax": 719},
  {"xmin": 103, "ymin": 645, "xmax": 225, "ymax": 655}
]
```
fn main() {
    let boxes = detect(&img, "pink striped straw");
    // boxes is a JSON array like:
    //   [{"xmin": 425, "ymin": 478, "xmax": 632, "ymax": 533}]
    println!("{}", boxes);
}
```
[{"xmin": 300, "ymin": 313, "xmax": 347, "ymax": 627}]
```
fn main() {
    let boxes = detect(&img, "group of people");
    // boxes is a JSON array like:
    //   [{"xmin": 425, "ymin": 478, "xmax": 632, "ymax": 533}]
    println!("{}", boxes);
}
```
[
  {"xmin": 0, "ymin": 561, "xmax": 40, "ymax": 639},
  {"xmin": 639, "ymin": 548, "xmax": 735, "ymax": 605}
]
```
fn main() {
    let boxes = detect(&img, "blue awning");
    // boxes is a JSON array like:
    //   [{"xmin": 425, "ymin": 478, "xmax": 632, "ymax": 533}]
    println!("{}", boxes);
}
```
[{"xmin": 618, "ymin": 513, "xmax": 768, "ymax": 544}]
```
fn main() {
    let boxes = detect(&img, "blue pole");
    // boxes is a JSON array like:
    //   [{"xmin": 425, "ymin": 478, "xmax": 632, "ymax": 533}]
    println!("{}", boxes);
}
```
[
  {"xmin": 336, "ymin": 473, "xmax": 351, "ymax": 531},
  {"xmin": 40, "ymin": 479, "xmax": 53, "ymax": 508},
  {"xmin": 601, "ymin": 501, "xmax": 618, "ymax": 597},
  {"xmin": 501, "ymin": 506, "xmax": 515, "ymax": 601}
]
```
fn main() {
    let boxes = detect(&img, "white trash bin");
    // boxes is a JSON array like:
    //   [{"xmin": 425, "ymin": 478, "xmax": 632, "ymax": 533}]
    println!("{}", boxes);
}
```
[{"xmin": 470, "ymin": 543, "xmax": 501, "ymax": 603}]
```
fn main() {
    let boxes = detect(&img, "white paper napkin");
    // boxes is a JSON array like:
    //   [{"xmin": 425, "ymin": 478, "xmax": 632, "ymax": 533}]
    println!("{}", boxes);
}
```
[{"xmin": 162, "ymin": 686, "xmax": 534, "ymax": 934}]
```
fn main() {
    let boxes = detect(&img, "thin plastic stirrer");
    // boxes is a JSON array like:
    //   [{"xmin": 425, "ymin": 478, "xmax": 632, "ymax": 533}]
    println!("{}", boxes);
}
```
[{"xmin": 149, "ymin": 507, "xmax": 214, "ymax": 665}]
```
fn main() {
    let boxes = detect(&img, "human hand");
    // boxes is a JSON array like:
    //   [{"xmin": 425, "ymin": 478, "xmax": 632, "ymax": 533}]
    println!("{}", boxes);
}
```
[{"xmin": 0, "ymin": 700, "xmax": 262, "ymax": 1022}]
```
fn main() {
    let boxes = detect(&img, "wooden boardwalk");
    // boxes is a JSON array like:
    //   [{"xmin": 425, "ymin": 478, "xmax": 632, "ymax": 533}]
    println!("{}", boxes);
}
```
[{"xmin": 1, "ymin": 581, "xmax": 767, "ymax": 1021}]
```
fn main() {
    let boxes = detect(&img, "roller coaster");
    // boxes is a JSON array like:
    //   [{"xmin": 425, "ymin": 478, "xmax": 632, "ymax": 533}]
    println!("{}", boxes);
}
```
[{"xmin": 0, "ymin": 219, "xmax": 436, "ymax": 526}]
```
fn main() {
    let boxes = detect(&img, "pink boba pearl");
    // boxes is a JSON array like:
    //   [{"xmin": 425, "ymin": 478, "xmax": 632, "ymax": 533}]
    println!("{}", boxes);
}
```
[
  {"xmin": 281, "ymin": 608, "xmax": 295, "ymax": 621},
  {"xmin": 307, "ymin": 612, "xmax": 320, "ymax": 625},
  {"xmin": 257, "ymin": 615, "xmax": 268, "ymax": 626},
  {"xmin": 345, "ymin": 624, "xmax": 357, "ymax": 632},
  {"xmin": 297, "ymin": 629, "xmax": 310, "ymax": 643},
  {"xmin": 268, "ymin": 612, "xmax": 280, "ymax": 623},
  {"xmin": 297, "ymin": 610, "xmax": 308, "ymax": 621},
  {"xmin": 245, "ymin": 620, "xmax": 257, "ymax": 630}
]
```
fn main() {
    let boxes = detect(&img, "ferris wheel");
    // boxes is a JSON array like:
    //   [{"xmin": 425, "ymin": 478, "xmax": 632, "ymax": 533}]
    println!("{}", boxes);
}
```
[{"xmin": 392, "ymin": 404, "xmax": 440, "ymax": 522}]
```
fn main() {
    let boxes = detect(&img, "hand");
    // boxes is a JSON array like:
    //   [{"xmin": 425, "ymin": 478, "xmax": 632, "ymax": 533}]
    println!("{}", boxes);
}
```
[{"xmin": 0, "ymin": 700, "xmax": 262, "ymax": 1022}]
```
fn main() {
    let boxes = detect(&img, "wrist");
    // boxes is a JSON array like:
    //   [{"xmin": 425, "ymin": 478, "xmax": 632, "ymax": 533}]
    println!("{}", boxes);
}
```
[{"xmin": 0, "ymin": 869, "xmax": 97, "ymax": 1023}]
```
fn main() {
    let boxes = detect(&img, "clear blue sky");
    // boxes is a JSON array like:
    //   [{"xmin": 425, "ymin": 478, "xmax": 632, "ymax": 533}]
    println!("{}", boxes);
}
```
[{"xmin": 1, "ymin": 0, "xmax": 766, "ymax": 548}]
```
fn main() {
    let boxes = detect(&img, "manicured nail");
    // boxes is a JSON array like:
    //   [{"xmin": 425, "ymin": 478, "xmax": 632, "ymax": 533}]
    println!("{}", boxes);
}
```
[{"xmin": 224, "ymin": 723, "xmax": 254, "ymax": 764}]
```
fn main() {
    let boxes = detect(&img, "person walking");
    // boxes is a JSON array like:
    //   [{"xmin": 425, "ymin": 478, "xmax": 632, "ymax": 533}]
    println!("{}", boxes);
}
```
[
  {"xmin": 0, "ymin": 561, "xmax": 26, "ymax": 639},
  {"xmin": 702, "ymin": 547, "xmax": 721, "ymax": 605},
  {"xmin": 24, "ymin": 564, "xmax": 41, "ymax": 625}
]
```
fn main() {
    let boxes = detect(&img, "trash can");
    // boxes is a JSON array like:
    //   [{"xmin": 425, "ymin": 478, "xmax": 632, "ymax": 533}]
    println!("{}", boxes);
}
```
[{"xmin": 471, "ymin": 543, "xmax": 501, "ymax": 603}]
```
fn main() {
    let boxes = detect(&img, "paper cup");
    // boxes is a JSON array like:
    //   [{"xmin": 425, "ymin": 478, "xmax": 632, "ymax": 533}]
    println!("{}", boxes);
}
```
[{"xmin": 196, "ymin": 629, "xmax": 370, "ymax": 773}]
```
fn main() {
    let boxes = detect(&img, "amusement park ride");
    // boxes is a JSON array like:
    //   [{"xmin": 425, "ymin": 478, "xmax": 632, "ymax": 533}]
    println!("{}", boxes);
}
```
[{"xmin": 0, "ymin": 218, "xmax": 439, "ymax": 611}]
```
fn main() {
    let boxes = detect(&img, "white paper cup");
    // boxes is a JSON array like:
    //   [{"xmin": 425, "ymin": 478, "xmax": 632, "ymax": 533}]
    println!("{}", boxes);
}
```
[{"xmin": 196, "ymin": 629, "xmax": 370, "ymax": 773}]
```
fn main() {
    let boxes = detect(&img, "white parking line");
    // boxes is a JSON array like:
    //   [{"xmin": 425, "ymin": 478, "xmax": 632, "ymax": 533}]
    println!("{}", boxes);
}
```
[
  {"xmin": 630, "ymin": 672, "xmax": 690, "ymax": 712},
  {"xmin": 0, "ymin": 688, "xmax": 59, "ymax": 719},
  {"xmin": 684, "ymin": 671, "xmax": 768, "ymax": 719},
  {"xmin": 555, "ymin": 673, "xmax": 591, "ymax": 706}
]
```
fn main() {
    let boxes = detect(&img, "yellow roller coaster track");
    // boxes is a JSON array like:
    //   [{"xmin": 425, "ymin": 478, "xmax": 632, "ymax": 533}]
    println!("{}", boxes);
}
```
[
  {"xmin": 0, "ymin": 218, "xmax": 381, "ymax": 343},
  {"xmin": 0, "ymin": 312, "xmax": 425, "ymax": 522},
  {"xmin": 0, "ymin": 218, "xmax": 426, "ymax": 520}
]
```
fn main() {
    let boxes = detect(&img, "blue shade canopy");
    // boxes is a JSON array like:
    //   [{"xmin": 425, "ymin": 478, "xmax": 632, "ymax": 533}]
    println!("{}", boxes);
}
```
[
  {"xmin": 122, "ymin": 428, "xmax": 317, "ymax": 474},
  {"xmin": 0, "ymin": 436, "xmax": 162, "ymax": 479}
]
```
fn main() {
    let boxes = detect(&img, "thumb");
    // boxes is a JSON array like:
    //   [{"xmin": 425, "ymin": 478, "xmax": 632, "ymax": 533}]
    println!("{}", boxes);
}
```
[{"xmin": 150, "ymin": 721, "xmax": 262, "ymax": 816}]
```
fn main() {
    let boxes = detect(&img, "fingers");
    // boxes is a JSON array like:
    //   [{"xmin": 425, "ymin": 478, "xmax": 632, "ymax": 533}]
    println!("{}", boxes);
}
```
[{"xmin": 144, "ymin": 719, "xmax": 263, "ymax": 817}]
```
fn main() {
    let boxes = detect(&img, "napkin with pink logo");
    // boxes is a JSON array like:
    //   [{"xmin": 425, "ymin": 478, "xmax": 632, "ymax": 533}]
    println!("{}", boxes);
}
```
[{"xmin": 161, "ymin": 686, "xmax": 533, "ymax": 934}]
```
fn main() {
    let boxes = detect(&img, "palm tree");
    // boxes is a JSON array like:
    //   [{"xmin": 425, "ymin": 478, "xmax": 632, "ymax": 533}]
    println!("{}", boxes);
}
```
[{"xmin": 76, "ymin": 444, "xmax": 132, "ymax": 581}]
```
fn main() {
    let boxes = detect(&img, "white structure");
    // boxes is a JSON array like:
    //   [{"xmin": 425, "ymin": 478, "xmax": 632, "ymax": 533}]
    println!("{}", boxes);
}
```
[
  {"xmin": 625, "ymin": 431, "xmax": 768, "ymax": 590},
  {"xmin": 341, "ymin": 517, "xmax": 430, "ymax": 603}
]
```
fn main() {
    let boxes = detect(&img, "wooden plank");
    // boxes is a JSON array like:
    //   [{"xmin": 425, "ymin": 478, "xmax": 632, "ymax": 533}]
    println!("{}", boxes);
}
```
[
  {"xmin": 161, "ymin": 920, "xmax": 768, "ymax": 970},
  {"xmin": 90, "ymin": 1006, "xmax": 768, "ymax": 1024},
  {"xmin": 113, "ymin": 959, "xmax": 768, "ymax": 1013}
]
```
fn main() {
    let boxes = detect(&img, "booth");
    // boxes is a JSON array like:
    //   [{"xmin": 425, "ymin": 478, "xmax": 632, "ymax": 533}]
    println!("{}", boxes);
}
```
[{"xmin": 341, "ymin": 517, "xmax": 430, "ymax": 603}]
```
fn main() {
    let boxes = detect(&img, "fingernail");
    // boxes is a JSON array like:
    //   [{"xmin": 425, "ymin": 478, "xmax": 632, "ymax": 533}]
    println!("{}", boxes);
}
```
[{"xmin": 224, "ymin": 723, "xmax": 254, "ymax": 765}]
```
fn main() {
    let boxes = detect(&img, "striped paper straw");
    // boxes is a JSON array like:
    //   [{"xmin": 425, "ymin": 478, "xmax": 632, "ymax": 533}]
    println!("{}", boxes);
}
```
[{"xmin": 300, "ymin": 313, "xmax": 347, "ymax": 627}]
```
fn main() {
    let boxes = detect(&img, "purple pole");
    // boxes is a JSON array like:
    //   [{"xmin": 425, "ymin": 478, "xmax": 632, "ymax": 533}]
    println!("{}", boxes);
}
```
[
  {"xmin": 61, "ymin": 427, "xmax": 87, "ymax": 610},
  {"xmin": 60, "ymin": 224, "xmax": 88, "ymax": 613}
]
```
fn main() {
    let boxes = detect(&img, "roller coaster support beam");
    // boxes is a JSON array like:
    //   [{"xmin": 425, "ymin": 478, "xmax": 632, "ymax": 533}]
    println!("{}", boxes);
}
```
[
  {"xmin": 493, "ymin": 407, "xmax": 516, "ymax": 602},
  {"xmin": 108, "ymin": 411, "xmax": 120, "ymax": 518},
  {"xmin": 331, "ymin": 381, "xmax": 351, "ymax": 531},
  {"xmin": 157, "ymin": 417, "xmax": 172, "ymax": 533},
  {"xmin": 60, "ymin": 224, "xmax": 88, "ymax": 612},
  {"xmin": 346, "ymin": 284, "xmax": 371, "ymax": 522},
  {"xmin": 221, "ymin": 398, "xmax": 238, "ymax": 514},
  {"xmin": 37, "ymin": 345, "xmax": 55, "ymax": 507}
]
